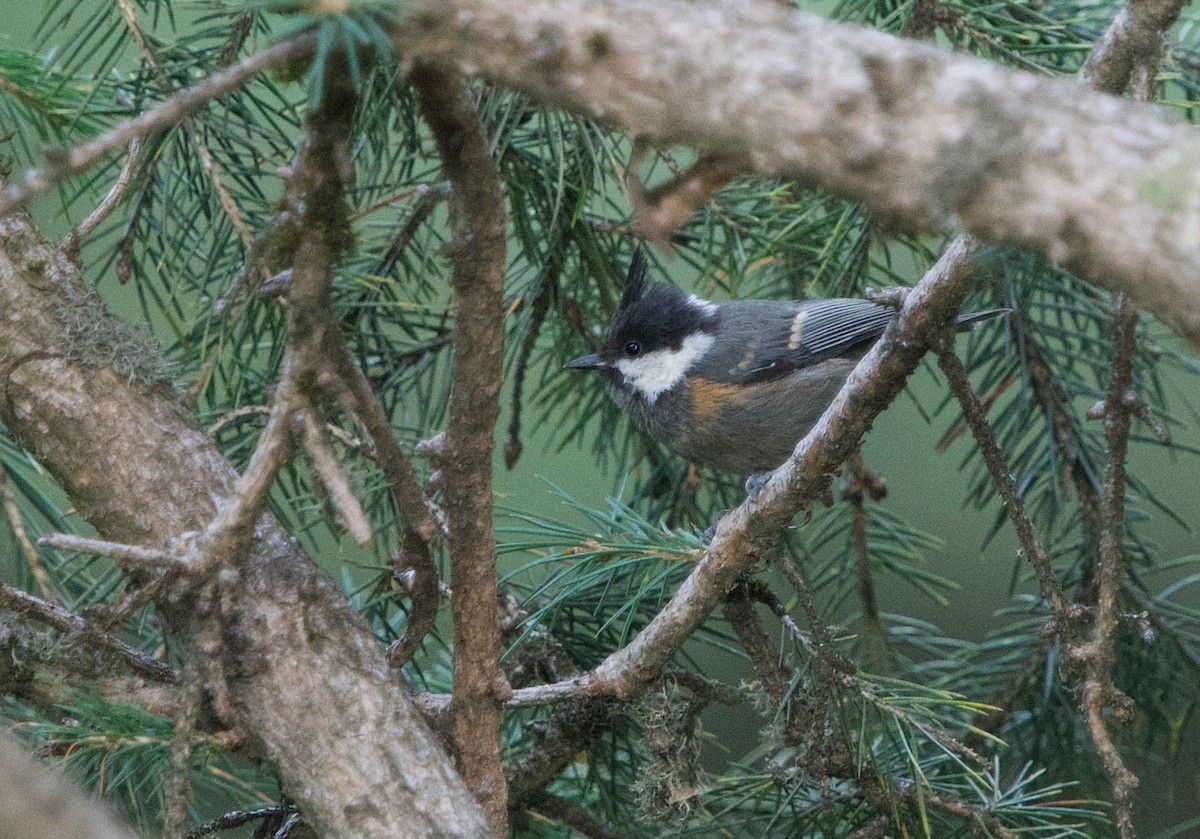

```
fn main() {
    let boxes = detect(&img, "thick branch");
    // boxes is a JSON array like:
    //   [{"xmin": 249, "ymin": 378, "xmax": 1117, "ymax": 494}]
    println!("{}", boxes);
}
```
[
  {"xmin": 411, "ymin": 62, "xmax": 510, "ymax": 835},
  {"xmin": 393, "ymin": 0, "xmax": 1200, "ymax": 344},
  {"xmin": 0, "ymin": 215, "xmax": 489, "ymax": 837}
]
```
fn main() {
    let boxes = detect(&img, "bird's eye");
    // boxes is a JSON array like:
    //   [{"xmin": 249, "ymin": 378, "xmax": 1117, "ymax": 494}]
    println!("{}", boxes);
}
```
[{"xmin": 624, "ymin": 341, "xmax": 641, "ymax": 357}]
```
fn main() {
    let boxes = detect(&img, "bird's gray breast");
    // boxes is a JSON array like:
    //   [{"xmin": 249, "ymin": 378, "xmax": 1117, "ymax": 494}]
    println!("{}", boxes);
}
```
[{"xmin": 676, "ymin": 358, "xmax": 857, "ymax": 474}]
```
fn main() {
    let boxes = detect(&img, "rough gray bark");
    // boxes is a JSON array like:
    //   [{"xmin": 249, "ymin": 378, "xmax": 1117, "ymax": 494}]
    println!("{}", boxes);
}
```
[
  {"xmin": 392, "ymin": 0, "xmax": 1200, "ymax": 345},
  {"xmin": 0, "ymin": 215, "xmax": 489, "ymax": 838}
]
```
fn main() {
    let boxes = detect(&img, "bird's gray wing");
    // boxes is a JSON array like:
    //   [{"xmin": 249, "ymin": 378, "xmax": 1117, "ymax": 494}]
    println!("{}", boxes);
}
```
[{"xmin": 694, "ymin": 298, "xmax": 896, "ymax": 385}]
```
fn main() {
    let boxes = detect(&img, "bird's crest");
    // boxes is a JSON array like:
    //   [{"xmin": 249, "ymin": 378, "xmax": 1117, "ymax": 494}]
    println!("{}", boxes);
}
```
[{"xmin": 619, "ymin": 248, "xmax": 649, "ymax": 310}]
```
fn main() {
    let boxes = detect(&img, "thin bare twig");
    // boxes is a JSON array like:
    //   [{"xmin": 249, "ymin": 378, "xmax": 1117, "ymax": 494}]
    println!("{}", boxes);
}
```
[
  {"xmin": 343, "ymin": 361, "xmax": 442, "ymax": 666},
  {"xmin": 299, "ymin": 409, "xmax": 373, "ymax": 545},
  {"xmin": 194, "ymin": 385, "xmax": 297, "ymax": 566},
  {"xmin": 844, "ymin": 453, "xmax": 888, "ymax": 639},
  {"xmin": 36, "ymin": 532, "xmax": 178, "ymax": 571},
  {"xmin": 0, "ymin": 583, "xmax": 175, "ymax": 684},
  {"xmin": 505, "ymin": 261, "xmax": 556, "ymax": 469},
  {"xmin": 1083, "ymin": 295, "xmax": 1140, "ymax": 839},
  {"xmin": 0, "ymin": 466, "xmax": 55, "ymax": 599},
  {"xmin": 61, "ymin": 139, "xmax": 141, "ymax": 262},
  {"xmin": 934, "ymin": 339, "xmax": 1071, "ymax": 618}
]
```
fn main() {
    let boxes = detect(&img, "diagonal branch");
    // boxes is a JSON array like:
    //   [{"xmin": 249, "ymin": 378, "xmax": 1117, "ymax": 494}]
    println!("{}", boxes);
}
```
[
  {"xmin": 391, "ymin": 0, "xmax": 1200, "ymax": 345},
  {"xmin": 934, "ymin": 341, "xmax": 1070, "ymax": 618}
]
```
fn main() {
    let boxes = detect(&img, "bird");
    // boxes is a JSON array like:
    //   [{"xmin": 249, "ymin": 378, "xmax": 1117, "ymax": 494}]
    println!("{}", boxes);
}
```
[{"xmin": 567, "ymin": 251, "xmax": 1000, "ymax": 476}]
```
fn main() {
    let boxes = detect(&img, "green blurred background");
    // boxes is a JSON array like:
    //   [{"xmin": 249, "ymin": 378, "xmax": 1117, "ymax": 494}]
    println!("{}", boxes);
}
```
[{"xmin": 3, "ymin": 0, "xmax": 1200, "ymax": 833}]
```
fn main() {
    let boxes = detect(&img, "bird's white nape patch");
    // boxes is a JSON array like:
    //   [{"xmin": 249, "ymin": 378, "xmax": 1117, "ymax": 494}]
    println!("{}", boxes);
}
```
[
  {"xmin": 614, "ymin": 332, "xmax": 715, "ymax": 404},
  {"xmin": 687, "ymin": 294, "xmax": 718, "ymax": 317}
]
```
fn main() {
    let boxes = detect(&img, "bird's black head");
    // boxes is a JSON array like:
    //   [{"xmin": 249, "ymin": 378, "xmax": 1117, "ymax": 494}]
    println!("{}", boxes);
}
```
[{"xmin": 567, "ymin": 251, "xmax": 720, "ymax": 403}]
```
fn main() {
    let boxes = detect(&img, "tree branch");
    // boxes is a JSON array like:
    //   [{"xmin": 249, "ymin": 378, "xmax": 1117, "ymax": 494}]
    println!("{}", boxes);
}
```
[
  {"xmin": 934, "ymin": 341, "xmax": 1071, "ymax": 618},
  {"xmin": 0, "ymin": 210, "xmax": 489, "ymax": 835},
  {"xmin": 410, "ymin": 62, "xmax": 510, "ymax": 836},
  {"xmin": 0, "ymin": 584, "xmax": 175, "ymax": 684},
  {"xmin": 1083, "ymin": 295, "xmax": 1141, "ymax": 839},
  {"xmin": 392, "ymin": 0, "xmax": 1200, "ymax": 345},
  {"xmin": 470, "ymin": 237, "xmax": 976, "ymax": 710}
]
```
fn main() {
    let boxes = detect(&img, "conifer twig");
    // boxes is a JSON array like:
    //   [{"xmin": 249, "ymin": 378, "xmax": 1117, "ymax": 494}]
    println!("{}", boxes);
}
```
[
  {"xmin": 844, "ymin": 454, "xmax": 887, "ymax": 637},
  {"xmin": 934, "ymin": 339, "xmax": 1070, "ymax": 619},
  {"xmin": 0, "ymin": 36, "xmax": 311, "ymax": 217},
  {"xmin": 1083, "ymin": 295, "xmax": 1140, "ymax": 839},
  {"xmin": 0, "ymin": 583, "xmax": 176, "ymax": 683}
]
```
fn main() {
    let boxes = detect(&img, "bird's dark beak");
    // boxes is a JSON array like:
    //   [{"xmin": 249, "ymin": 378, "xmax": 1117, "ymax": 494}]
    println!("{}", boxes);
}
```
[{"xmin": 565, "ymin": 353, "xmax": 607, "ymax": 370}]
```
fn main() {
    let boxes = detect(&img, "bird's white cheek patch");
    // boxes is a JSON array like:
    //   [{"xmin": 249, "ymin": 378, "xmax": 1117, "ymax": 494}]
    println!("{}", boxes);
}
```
[{"xmin": 614, "ymin": 332, "xmax": 715, "ymax": 404}]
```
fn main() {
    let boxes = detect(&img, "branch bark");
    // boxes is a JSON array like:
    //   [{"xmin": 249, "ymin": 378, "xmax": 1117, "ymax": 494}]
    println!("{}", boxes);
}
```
[
  {"xmin": 411, "ymin": 62, "xmax": 511, "ymax": 836},
  {"xmin": 1083, "ymin": 298, "xmax": 1141, "ymax": 839},
  {"xmin": 0, "ymin": 214, "xmax": 489, "ymax": 837},
  {"xmin": 392, "ymin": 0, "xmax": 1200, "ymax": 345}
]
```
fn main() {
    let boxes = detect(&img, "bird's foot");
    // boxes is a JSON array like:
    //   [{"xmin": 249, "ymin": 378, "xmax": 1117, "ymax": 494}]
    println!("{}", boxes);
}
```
[
  {"xmin": 744, "ymin": 471, "xmax": 771, "ymax": 502},
  {"xmin": 701, "ymin": 509, "xmax": 729, "ymax": 543}
]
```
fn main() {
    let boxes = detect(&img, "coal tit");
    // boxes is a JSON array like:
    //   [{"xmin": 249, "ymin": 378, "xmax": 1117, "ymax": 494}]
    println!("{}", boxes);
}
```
[{"xmin": 567, "ymin": 251, "xmax": 995, "ymax": 475}]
